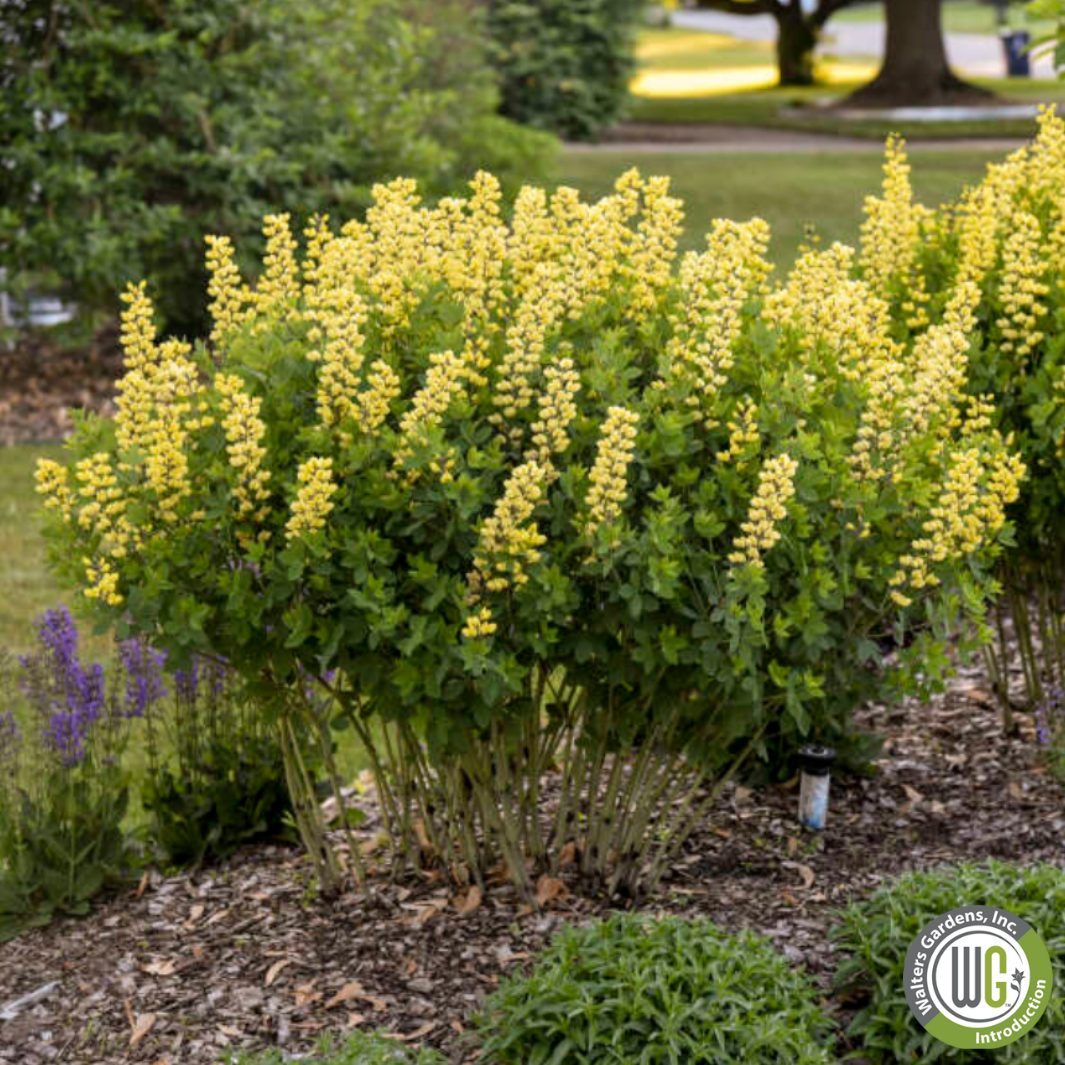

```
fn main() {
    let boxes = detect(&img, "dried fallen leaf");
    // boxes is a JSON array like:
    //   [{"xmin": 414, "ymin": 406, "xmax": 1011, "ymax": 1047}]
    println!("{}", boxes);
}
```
[
  {"xmin": 325, "ymin": 982, "xmax": 365, "ymax": 1009},
  {"xmin": 414, "ymin": 820, "xmax": 434, "ymax": 854},
  {"xmin": 902, "ymin": 784, "xmax": 923, "ymax": 804},
  {"xmin": 797, "ymin": 864, "xmax": 816, "ymax": 889},
  {"xmin": 558, "ymin": 841, "xmax": 578, "ymax": 868},
  {"xmin": 414, "ymin": 898, "xmax": 449, "ymax": 926},
  {"xmin": 536, "ymin": 875, "xmax": 568, "ymax": 907},
  {"xmin": 346, "ymin": 1013, "xmax": 366, "ymax": 1028},
  {"xmin": 265, "ymin": 958, "xmax": 293, "ymax": 987},
  {"xmin": 1010, "ymin": 781, "xmax": 1023, "ymax": 801},
  {"xmin": 454, "ymin": 885, "xmax": 482, "ymax": 916},
  {"xmin": 129, "ymin": 1013, "xmax": 157, "ymax": 1048},
  {"xmin": 734, "ymin": 785, "xmax": 753, "ymax": 803},
  {"xmin": 136, "ymin": 872, "xmax": 149, "ymax": 900},
  {"xmin": 184, "ymin": 904, "xmax": 205, "ymax": 929},
  {"xmin": 142, "ymin": 959, "xmax": 176, "ymax": 977},
  {"xmin": 395, "ymin": 1021, "xmax": 436, "ymax": 1042},
  {"xmin": 294, "ymin": 982, "xmax": 322, "ymax": 1008},
  {"xmin": 218, "ymin": 1025, "xmax": 243, "ymax": 1038}
]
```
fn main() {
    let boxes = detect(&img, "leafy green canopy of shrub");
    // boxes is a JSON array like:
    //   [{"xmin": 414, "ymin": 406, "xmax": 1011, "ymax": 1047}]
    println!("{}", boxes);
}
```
[
  {"xmin": 0, "ymin": 0, "xmax": 554, "ymax": 334},
  {"xmin": 833, "ymin": 861, "xmax": 1065, "ymax": 1063},
  {"xmin": 486, "ymin": 0, "xmax": 644, "ymax": 140},
  {"xmin": 857, "ymin": 112, "xmax": 1065, "ymax": 726},
  {"xmin": 231, "ymin": 1031, "xmax": 445, "ymax": 1065},
  {"xmin": 476, "ymin": 914, "xmax": 837, "ymax": 1064},
  {"xmin": 36, "ymin": 169, "xmax": 1021, "ymax": 900}
]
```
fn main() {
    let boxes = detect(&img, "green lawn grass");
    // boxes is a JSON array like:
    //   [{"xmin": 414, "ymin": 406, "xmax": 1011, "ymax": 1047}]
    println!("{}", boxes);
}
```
[
  {"xmin": 0, "ymin": 442, "xmax": 81, "ymax": 657},
  {"xmin": 555, "ymin": 147, "xmax": 994, "ymax": 263},
  {"xmin": 629, "ymin": 76, "xmax": 1065, "ymax": 139}
]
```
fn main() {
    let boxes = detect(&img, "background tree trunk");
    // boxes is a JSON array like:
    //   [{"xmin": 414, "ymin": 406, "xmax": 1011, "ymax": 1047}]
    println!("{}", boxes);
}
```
[
  {"xmin": 777, "ymin": 10, "xmax": 817, "ymax": 86},
  {"xmin": 846, "ymin": 0, "xmax": 993, "ymax": 107}
]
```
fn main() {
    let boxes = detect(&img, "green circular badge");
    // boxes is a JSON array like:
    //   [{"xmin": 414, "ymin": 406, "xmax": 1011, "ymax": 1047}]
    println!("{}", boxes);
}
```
[{"xmin": 903, "ymin": 905, "xmax": 1053, "ymax": 1050}]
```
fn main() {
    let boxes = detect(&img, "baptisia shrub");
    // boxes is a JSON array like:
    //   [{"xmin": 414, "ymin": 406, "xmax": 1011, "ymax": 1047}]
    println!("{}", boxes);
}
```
[
  {"xmin": 37, "ymin": 170, "xmax": 1021, "ymax": 900},
  {"xmin": 857, "ymin": 110, "xmax": 1065, "ymax": 733},
  {"xmin": 476, "ymin": 915, "xmax": 837, "ymax": 1064}
]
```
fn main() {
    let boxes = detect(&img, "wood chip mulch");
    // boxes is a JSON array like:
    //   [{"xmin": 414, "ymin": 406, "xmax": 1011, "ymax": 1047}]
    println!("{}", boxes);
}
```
[
  {"xmin": 0, "ymin": 330, "xmax": 121, "ymax": 446},
  {"xmin": 1, "ymin": 661, "xmax": 1062, "ymax": 1065}
]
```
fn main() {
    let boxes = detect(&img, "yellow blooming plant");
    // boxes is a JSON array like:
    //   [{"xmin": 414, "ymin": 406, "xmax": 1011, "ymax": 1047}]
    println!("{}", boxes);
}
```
[
  {"xmin": 868, "ymin": 109, "xmax": 1065, "ymax": 730},
  {"xmin": 38, "ymin": 169, "xmax": 1021, "ymax": 902}
]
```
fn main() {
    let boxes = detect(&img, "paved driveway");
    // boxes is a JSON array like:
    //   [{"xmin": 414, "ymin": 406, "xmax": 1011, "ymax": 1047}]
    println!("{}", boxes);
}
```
[{"xmin": 671, "ymin": 8, "xmax": 1055, "ymax": 78}]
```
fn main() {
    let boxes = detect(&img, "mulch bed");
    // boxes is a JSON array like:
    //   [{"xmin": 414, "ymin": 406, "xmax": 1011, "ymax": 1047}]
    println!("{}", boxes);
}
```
[
  {"xmin": 1, "ymin": 657, "xmax": 1061, "ymax": 1065},
  {"xmin": 0, "ymin": 330, "xmax": 122, "ymax": 446}
]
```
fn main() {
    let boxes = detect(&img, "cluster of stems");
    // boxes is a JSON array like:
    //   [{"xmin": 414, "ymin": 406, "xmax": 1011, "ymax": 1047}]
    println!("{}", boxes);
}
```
[
  {"xmin": 303, "ymin": 668, "xmax": 760, "ymax": 904},
  {"xmin": 985, "ymin": 551, "xmax": 1065, "ymax": 735}
]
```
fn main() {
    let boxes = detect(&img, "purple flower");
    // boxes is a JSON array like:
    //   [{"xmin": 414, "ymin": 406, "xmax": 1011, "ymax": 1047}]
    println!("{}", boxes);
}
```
[
  {"xmin": 117, "ymin": 638, "xmax": 168, "ymax": 719},
  {"xmin": 174, "ymin": 656, "xmax": 227, "ymax": 703},
  {"xmin": 19, "ymin": 606, "xmax": 105, "ymax": 767}
]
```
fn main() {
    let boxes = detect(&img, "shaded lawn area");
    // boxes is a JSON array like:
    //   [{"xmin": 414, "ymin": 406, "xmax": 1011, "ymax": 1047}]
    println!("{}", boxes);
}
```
[
  {"xmin": 631, "ymin": 24, "xmax": 1065, "ymax": 140},
  {"xmin": 555, "ymin": 148, "xmax": 994, "ymax": 264},
  {"xmin": 628, "ymin": 78, "xmax": 1065, "ymax": 140}
]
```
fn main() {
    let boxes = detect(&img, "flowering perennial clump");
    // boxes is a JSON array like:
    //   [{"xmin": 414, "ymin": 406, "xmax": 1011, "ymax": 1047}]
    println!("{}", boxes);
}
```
[{"xmin": 37, "ymin": 164, "xmax": 1026, "ymax": 899}]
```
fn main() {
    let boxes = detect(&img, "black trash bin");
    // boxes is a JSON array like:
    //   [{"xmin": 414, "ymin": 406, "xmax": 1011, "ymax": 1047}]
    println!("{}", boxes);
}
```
[{"xmin": 1002, "ymin": 30, "xmax": 1032, "ymax": 77}]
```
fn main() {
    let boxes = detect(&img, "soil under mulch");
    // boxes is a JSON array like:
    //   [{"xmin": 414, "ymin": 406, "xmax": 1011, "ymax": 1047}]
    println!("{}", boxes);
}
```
[
  {"xmin": 1, "ymin": 663, "xmax": 1063, "ymax": 1065},
  {"xmin": 0, "ymin": 330, "xmax": 122, "ymax": 446}
]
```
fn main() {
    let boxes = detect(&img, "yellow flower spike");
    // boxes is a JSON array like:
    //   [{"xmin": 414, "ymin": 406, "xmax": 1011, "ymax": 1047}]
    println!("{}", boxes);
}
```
[
  {"xmin": 995, "ymin": 210, "xmax": 1049, "ymax": 359},
  {"xmin": 286, "ymin": 456, "xmax": 338, "ymax": 542},
  {"xmin": 35, "ymin": 459, "xmax": 74, "ymax": 523},
  {"xmin": 256, "ymin": 212, "xmax": 300, "ymax": 317},
  {"xmin": 355, "ymin": 359, "xmax": 402, "ymax": 436},
  {"xmin": 118, "ymin": 281, "xmax": 158, "ymax": 373},
  {"xmin": 728, "ymin": 452, "xmax": 799, "ymax": 570},
  {"xmin": 462, "ymin": 606, "xmax": 499, "ymax": 640},
  {"xmin": 528, "ymin": 355, "xmax": 581, "ymax": 464},
  {"xmin": 666, "ymin": 218, "xmax": 771, "ymax": 407},
  {"xmin": 216, "ymin": 373, "xmax": 272, "ymax": 521},
  {"xmin": 205, "ymin": 234, "xmax": 249, "ymax": 346},
  {"xmin": 585, "ymin": 407, "xmax": 640, "ymax": 535},
  {"xmin": 860, "ymin": 135, "xmax": 933, "ymax": 305},
  {"xmin": 394, "ymin": 350, "xmax": 467, "ymax": 474},
  {"xmin": 471, "ymin": 460, "xmax": 551, "ymax": 593}
]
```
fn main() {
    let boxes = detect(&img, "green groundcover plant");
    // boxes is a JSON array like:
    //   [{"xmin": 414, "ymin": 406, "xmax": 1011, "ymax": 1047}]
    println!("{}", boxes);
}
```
[
  {"xmin": 0, "ymin": 0, "xmax": 553, "ymax": 333},
  {"xmin": 833, "ymin": 861, "xmax": 1065, "ymax": 1063},
  {"xmin": 36, "ymin": 167, "xmax": 1021, "ymax": 901},
  {"xmin": 229, "ymin": 1031, "xmax": 445, "ymax": 1065},
  {"xmin": 475, "ymin": 914, "xmax": 838, "ymax": 1064}
]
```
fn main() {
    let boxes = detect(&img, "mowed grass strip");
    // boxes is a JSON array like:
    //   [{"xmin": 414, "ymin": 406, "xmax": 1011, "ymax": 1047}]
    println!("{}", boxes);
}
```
[{"xmin": 554, "ymin": 148, "xmax": 996, "ymax": 263}]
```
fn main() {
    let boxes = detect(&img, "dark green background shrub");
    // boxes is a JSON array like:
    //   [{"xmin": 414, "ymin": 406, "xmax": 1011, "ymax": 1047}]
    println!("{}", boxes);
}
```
[
  {"xmin": 0, "ymin": 0, "xmax": 554, "ymax": 334},
  {"xmin": 833, "ymin": 861, "xmax": 1065, "ymax": 1063},
  {"xmin": 475, "ymin": 914, "xmax": 837, "ymax": 1064},
  {"xmin": 486, "ymin": 0, "xmax": 644, "ymax": 140}
]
